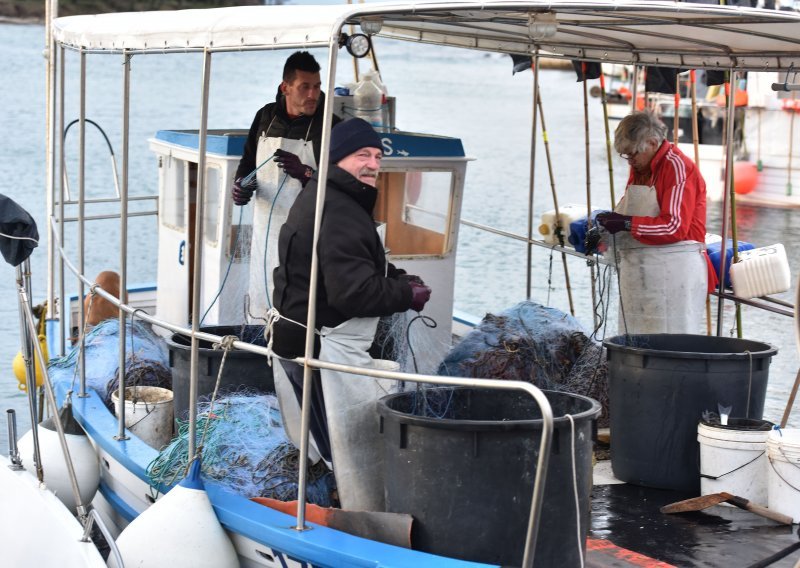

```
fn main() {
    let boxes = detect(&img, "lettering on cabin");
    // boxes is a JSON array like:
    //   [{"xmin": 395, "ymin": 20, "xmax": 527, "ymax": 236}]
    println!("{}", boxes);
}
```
[
  {"xmin": 381, "ymin": 136, "xmax": 393, "ymax": 156},
  {"xmin": 270, "ymin": 549, "xmax": 320, "ymax": 568},
  {"xmin": 178, "ymin": 240, "xmax": 186, "ymax": 266}
]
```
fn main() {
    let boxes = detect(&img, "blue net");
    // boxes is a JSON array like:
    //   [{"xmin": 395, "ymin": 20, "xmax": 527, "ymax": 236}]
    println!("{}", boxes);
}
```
[
  {"xmin": 147, "ymin": 392, "xmax": 336, "ymax": 507},
  {"xmin": 436, "ymin": 301, "xmax": 609, "ymax": 425},
  {"xmin": 48, "ymin": 319, "xmax": 172, "ymax": 406}
]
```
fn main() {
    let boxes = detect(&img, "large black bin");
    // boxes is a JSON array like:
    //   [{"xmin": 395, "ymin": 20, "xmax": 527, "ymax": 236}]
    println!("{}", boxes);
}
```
[
  {"xmin": 378, "ymin": 387, "xmax": 601, "ymax": 566},
  {"xmin": 604, "ymin": 334, "xmax": 776, "ymax": 494},
  {"xmin": 165, "ymin": 325, "xmax": 274, "ymax": 420}
]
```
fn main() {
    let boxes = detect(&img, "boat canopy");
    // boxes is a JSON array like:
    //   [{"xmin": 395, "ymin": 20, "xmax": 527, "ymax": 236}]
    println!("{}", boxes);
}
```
[{"xmin": 52, "ymin": 0, "xmax": 800, "ymax": 71}]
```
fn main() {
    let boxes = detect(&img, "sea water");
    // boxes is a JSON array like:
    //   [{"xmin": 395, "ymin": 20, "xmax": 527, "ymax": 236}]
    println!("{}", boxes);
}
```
[{"xmin": 1, "ymin": 21, "xmax": 799, "ymax": 456}]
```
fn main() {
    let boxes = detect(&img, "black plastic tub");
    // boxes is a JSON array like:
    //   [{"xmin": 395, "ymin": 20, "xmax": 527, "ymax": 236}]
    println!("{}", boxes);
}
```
[
  {"xmin": 604, "ymin": 334, "xmax": 776, "ymax": 493},
  {"xmin": 165, "ymin": 325, "xmax": 274, "ymax": 420},
  {"xmin": 377, "ymin": 387, "xmax": 601, "ymax": 566}
]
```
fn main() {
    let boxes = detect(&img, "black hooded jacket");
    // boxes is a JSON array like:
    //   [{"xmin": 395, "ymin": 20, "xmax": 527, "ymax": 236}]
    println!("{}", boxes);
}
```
[
  {"xmin": 235, "ymin": 89, "xmax": 341, "ymax": 180},
  {"xmin": 270, "ymin": 166, "xmax": 413, "ymax": 359}
]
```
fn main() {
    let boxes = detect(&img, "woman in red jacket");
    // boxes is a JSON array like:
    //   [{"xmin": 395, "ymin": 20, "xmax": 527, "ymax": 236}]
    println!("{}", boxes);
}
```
[{"xmin": 597, "ymin": 110, "xmax": 716, "ymax": 335}]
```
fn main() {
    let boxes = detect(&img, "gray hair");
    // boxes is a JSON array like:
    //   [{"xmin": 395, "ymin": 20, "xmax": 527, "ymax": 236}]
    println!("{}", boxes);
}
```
[{"xmin": 613, "ymin": 110, "xmax": 667, "ymax": 155}]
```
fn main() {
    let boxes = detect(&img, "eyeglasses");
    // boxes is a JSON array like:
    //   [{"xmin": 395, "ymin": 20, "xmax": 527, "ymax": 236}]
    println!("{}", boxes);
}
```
[{"xmin": 619, "ymin": 150, "xmax": 639, "ymax": 160}]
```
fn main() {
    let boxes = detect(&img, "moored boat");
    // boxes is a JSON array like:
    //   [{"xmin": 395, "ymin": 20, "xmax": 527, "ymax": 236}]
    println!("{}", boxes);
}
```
[{"xmin": 7, "ymin": 2, "xmax": 800, "ymax": 567}]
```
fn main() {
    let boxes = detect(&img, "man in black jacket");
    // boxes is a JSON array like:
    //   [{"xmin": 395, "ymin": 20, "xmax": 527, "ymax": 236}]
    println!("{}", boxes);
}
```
[
  {"xmin": 231, "ymin": 51, "xmax": 341, "ymax": 322},
  {"xmin": 232, "ymin": 51, "xmax": 341, "ymax": 203},
  {"xmin": 270, "ymin": 119, "xmax": 430, "ymax": 487}
]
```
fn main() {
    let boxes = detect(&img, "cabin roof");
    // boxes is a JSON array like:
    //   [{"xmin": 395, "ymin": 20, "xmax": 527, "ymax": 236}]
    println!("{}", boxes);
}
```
[{"xmin": 52, "ymin": 1, "xmax": 800, "ymax": 71}]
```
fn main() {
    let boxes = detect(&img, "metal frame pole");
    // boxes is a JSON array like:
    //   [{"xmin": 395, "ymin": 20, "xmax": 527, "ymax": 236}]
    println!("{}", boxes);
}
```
[
  {"xmin": 188, "ymin": 49, "xmax": 213, "ymax": 461},
  {"xmin": 116, "ymin": 51, "xmax": 132, "ymax": 441},
  {"xmin": 78, "ymin": 49, "xmax": 87, "ymax": 397},
  {"xmin": 58, "ymin": 45, "xmax": 66, "ymax": 357}
]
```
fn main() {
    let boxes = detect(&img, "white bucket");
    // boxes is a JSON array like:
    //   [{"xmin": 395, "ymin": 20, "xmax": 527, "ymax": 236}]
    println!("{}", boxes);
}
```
[
  {"xmin": 112, "ymin": 386, "xmax": 174, "ymax": 450},
  {"xmin": 698, "ymin": 419, "xmax": 772, "ymax": 504},
  {"xmin": 767, "ymin": 428, "xmax": 800, "ymax": 523}
]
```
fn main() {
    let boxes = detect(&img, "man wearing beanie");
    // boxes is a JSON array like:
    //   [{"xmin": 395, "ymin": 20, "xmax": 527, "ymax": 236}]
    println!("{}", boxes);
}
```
[{"xmin": 270, "ymin": 118, "xmax": 431, "ymax": 510}]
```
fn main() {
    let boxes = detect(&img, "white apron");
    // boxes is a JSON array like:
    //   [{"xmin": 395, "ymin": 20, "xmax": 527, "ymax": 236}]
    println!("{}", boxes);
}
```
[
  {"xmin": 272, "ymin": 360, "xmax": 324, "ymax": 464},
  {"xmin": 247, "ymin": 131, "xmax": 316, "ymax": 323},
  {"xmin": 612, "ymin": 184, "xmax": 707, "ymax": 335},
  {"xmin": 319, "ymin": 316, "xmax": 398, "ymax": 512}
]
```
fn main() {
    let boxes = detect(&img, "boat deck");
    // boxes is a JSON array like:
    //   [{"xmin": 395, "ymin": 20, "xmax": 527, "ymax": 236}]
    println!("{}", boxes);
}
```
[{"xmin": 587, "ymin": 471, "xmax": 799, "ymax": 568}]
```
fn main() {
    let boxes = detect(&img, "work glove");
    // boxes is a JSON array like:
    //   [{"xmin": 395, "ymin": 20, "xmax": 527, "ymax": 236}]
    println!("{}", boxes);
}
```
[
  {"xmin": 400, "ymin": 274, "xmax": 426, "ymax": 286},
  {"xmin": 232, "ymin": 177, "xmax": 257, "ymax": 206},
  {"xmin": 275, "ymin": 149, "xmax": 314, "ymax": 186},
  {"xmin": 596, "ymin": 212, "xmax": 632, "ymax": 235},
  {"xmin": 408, "ymin": 280, "xmax": 432, "ymax": 312}
]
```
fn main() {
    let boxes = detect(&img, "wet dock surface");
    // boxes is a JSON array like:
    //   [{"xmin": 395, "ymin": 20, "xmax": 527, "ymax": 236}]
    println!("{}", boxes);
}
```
[{"xmin": 587, "ymin": 484, "xmax": 800, "ymax": 567}]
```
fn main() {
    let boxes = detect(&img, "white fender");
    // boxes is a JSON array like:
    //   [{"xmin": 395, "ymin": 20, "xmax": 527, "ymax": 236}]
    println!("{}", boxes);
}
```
[
  {"xmin": 111, "ymin": 458, "xmax": 239, "ymax": 568},
  {"xmin": 17, "ymin": 406, "xmax": 100, "ymax": 513}
]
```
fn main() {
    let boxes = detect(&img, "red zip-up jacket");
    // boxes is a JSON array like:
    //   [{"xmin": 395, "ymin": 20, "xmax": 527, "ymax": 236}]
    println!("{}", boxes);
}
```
[
  {"xmin": 629, "ymin": 140, "xmax": 706, "ymax": 244},
  {"xmin": 627, "ymin": 140, "xmax": 718, "ymax": 291}
]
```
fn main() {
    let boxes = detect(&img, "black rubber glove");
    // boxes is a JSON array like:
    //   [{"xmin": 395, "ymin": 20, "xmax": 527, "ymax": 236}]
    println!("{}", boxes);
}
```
[
  {"xmin": 275, "ymin": 149, "xmax": 313, "ymax": 186},
  {"xmin": 400, "ymin": 274, "xmax": 426, "ymax": 286},
  {"xmin": 409, "ymin": 280, "xmax": 432, "ymax": 312},
  {"xmin": 596, "ymin": 212, "xmax": 632, "ymax": 235},
  {"xmin": 232, "ymin": 177, "xmax": 257, "ymax": 206}
]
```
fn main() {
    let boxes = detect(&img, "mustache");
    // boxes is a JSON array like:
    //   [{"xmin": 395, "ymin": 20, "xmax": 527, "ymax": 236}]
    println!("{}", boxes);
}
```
[{"xmin": 359, "ymin": 168, "xmax": 378, "ymax": 178}]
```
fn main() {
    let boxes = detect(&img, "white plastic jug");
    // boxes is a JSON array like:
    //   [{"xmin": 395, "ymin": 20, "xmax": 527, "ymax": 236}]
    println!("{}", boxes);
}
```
[
  {"xmin": 538, "ymin": 204, "xmax": 588, "ymax": 245},
  {"xmin": 353, "ymin": 70, "xmax": 385, "ymax": 130},
  {"xmin": 729, "ymin": 243, "xmax": 791, "ymax": 299}
]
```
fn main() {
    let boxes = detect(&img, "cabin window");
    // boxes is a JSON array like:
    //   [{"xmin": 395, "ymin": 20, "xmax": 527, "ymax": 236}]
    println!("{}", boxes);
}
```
[
  {"xmin": 160, "ymin": 155, "xmax": 185, "ymax": 230},
  {"xmin": 374, "ymin": 170, "xmax": 453, "ymax": 257},
  {"xmin": 203, "ymin": 166, "xmax": 220, "ymax": 245}
]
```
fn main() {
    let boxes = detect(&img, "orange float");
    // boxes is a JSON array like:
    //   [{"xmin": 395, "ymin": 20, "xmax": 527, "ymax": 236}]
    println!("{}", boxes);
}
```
[{"xmin": 733, "ymin": 161, "xmax": 759, "ymax": 195}]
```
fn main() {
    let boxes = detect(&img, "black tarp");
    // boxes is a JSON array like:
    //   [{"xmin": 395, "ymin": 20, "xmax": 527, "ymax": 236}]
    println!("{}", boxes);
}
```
[{"xmin": 0, "ymin": 194, "xmax": 38, "ymax": 266}]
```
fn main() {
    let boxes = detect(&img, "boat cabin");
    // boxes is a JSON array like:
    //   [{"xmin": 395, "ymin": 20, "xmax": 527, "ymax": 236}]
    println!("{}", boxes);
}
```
[{"xmin": 149, "ymin": 126, "xmax": 468, "ymax": 368}]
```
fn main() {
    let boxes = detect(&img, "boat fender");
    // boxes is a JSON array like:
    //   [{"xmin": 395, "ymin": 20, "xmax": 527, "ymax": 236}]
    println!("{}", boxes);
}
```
[
  {"xmin": 111, "ymin": 457, "xmax": 239, "ymax": 568},
  {"xmin": 17, "ymin": 404, "xmax": 100, "ymax": 513},
  {"xmin": 12, "ymin": 334, "xmax": 47, "ymax": 391}
]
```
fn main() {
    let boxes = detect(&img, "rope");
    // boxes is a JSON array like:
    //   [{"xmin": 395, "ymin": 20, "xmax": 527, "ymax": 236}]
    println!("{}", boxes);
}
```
[
  {"xmin": 566, "ymin": 414, "xmax": 585, "ymax": 568},
  {"xmin": 196, "ymin": 335, "xmax": 237, "ymax": 458},
  {"xmin": 69, "ymin": 287, "xmax": 98, "ymax": 396},
  {"xmin": 201, "ymin": 205, "xmax": 244, "ymax": 325},
  {"xmin": 700, "ymin": 450, "xmax": 765, "ymax": 480},
  {"xmin": 263, "ymin": 170, "xmax": 290, "ymax": 310}
]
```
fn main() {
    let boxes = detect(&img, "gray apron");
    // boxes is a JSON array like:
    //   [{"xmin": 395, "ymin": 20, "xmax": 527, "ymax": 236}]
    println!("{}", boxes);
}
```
[{"xmin": 612, "ymin": 184, "xmax": 707, "ymax": 334}]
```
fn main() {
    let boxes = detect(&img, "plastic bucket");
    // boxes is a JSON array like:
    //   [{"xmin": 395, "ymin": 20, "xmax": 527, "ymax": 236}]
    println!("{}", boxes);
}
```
[
  {"xmin": 165, "ymin": 325, "xmax": 274, "ymax": 420},
  {"xmin": 767, "ymin": 429, "xmax": 800, "ymax": 522},
  {"xmin": 698, "ymin": 418, "xmax": 773, "ymax": 504},
  {"xmin": 112, "ymin": 386, "xmax": 174, "ymax": 450},
  {"xmin": 377, "ymin": 387, "xmax": 601, "ymax": 566},
  {"xmin": 604, "ymin": 334, "xmax": 775, "ymax": 493}
]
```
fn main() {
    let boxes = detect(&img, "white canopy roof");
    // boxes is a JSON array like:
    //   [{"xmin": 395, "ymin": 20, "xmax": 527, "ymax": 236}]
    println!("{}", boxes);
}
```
[{"xmin": 52, "ymin": 0, "xmax": 800, "ymax": 70}]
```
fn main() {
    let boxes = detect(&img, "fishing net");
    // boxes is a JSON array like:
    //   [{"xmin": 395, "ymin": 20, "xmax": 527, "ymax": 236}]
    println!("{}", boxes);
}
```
[
  {"xmin": 48, "ymin": 319, "xmax": 172, "ymax": 405},
  {"xmin": 147, "ymin": 392, "xmax": 336, "ymax": 507},
  {"xmin": 436, "ymin": 301, "xmax": 609, "ymax": 427},
  {"xmin": 371, "ymin": 311, "xmax": 451, "ymax": 375}
]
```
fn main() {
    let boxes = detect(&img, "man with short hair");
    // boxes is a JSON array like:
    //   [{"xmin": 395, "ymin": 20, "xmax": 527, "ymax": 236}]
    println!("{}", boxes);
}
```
[
  {"xmin": 271, "ymin": 118, "xmax": 431, "ymax": 510},
  {"xmin": 232, "ymin": 51, "xmax": 341, "ymax": 321}
]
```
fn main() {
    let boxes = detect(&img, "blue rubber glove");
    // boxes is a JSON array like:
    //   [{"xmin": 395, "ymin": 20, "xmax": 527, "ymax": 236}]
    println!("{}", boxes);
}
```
[
  {"xmin": 409, "ymin": 280, "xmax": 432, "ymax": 312},
  {"xmin": 275, "ymin": 149, "xmax": 313, "ymax": 186},
  {"xmin": 232, "ymin": 177, "xmax": 257, "ymax": 206},
  {"xmin": 596, "ymin": 212, "xmax": 632, "ymax": 235}
]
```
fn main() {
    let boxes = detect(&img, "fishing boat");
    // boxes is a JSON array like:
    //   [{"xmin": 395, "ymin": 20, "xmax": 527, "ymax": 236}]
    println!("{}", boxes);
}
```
[{"xmin": 6, "ymin": 1, "xmax": 800, "ymax": 567}]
